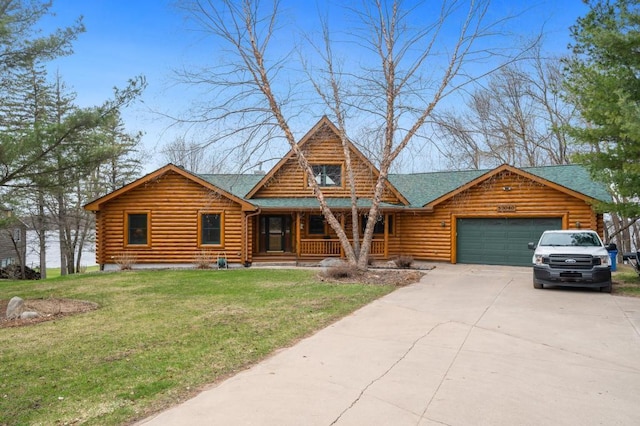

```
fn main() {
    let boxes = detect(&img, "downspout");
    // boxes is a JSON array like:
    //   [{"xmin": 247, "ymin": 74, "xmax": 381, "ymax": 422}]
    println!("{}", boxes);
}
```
[{"xmin": 244, "ymin": 208, "xmax": 261, "ymax": 267}]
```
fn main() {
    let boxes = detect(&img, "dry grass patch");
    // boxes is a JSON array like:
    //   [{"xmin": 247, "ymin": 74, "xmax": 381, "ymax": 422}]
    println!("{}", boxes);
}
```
[{"xmin": 613, "ymin": 264, "xmax": 640, "ymax": 296}]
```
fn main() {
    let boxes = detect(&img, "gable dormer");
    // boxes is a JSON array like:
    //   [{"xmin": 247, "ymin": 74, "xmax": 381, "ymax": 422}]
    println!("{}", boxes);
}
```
[{"xmin": 246, "ymin": 117, "xmax": 407, "ymax": 205}]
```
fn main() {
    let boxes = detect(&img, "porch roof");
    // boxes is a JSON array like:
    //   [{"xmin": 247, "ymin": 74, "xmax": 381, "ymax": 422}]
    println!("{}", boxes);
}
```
[{"xmin": 250, "ymin": 197, "xmax": 404, "ymax": 210}]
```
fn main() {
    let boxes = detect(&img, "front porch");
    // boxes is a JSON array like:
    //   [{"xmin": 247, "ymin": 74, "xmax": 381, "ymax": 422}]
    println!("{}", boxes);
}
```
[
  {"xmin": 252, "ymin": 212, "xmax": 390, "ymax": 260},
  {"xmin": 298, "ymin": 238, "xmax": 385, "ymax": 258}
]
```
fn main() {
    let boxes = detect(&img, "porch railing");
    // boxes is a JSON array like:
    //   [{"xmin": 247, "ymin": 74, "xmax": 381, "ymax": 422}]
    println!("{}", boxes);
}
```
[{"xmin": 299, "ymin": 239, "xmax": 385, "ymax": 257}]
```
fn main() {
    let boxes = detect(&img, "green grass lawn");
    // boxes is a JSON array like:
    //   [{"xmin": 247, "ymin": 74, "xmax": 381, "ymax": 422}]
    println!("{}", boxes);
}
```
[
  {"xmin": 613, "ymin": 263, "xmax": 640, "ymax": 296},
  {"xmin": 44, "ymin": 265, "xmax": 100, "ymax": 279},
  {"xmin": 0, "ymin": 269, "xmax": 395, "ymax": 425}
]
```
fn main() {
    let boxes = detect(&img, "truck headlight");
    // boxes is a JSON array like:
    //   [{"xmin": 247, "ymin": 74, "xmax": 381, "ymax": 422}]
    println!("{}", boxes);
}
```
[
  {"xmin": 597, "ymin": 255, "xmax": 610, "ymax": 266},
  {"xmin": 534, "ymin": 254, "xmax": 544, "ymax": 265}
]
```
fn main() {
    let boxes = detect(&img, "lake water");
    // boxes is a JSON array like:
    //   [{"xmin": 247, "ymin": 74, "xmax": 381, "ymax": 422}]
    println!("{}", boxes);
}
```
[{"xmin": 24, "ymin": 230, "xmax": 97, "ymax": 269}]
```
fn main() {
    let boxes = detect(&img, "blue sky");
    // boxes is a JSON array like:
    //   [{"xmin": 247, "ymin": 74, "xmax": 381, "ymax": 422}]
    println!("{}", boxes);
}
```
[{"xmin": 40, "ymin": 0, "xmax": 591, "ymax": 172}]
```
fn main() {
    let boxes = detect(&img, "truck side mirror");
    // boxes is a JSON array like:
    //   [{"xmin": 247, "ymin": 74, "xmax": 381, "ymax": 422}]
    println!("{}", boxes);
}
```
[{"xmin": 528, "ymin": 242, "xmax": 536, "ymax": 250}]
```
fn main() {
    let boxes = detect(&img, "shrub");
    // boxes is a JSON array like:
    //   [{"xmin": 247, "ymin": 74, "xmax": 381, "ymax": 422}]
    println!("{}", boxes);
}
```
[
  {"xmin": 324, "ymin": 264, "xmax": 359, "ymax": 279},
  {"xmin": 393, "ymin": 255, "xmax": 414, "ymax": 269},
  {"xmin": 114, "ymin": 252, "xmax": 137, "ymax": 270},
  {"xmin": 194, "ymin": 250, "xmax": 214, "ymax": 269}
]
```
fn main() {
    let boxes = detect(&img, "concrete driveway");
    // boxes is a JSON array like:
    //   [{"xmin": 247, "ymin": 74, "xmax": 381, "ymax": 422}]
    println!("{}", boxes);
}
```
[{"xmin": 138, "ymin": 264, "xmax": 640, "ymax": 425}]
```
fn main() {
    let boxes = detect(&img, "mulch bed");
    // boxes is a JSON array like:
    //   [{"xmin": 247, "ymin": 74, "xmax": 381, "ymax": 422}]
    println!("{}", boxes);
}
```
[
  {"xmin": 0, "ymin": 298, "xmax": 98, "ymax": 328},
  {"xmin": 319, "ymin": 268, "xmax": 427, "ymax": 286}
]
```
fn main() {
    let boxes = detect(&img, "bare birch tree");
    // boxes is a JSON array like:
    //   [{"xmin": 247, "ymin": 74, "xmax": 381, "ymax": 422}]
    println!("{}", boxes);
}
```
[
  {"xmin": 433, "ymin": 45, "xmax": 581, "ymax": 169},
  {"xmin": 160, "ymin": 136, "xmax": 224, "ymax": 173},
  {"xmin": 179, "ymin": 0, "xmax": 530, "ymax": 269}
]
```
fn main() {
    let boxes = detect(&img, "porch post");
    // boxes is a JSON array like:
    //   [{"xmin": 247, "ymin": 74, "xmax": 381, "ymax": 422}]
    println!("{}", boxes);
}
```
[
  {"xmin": 340, "ymin": 213, "xmax": 345, "ymax": 258},
  {"xmin": 384, "ymin": 213, "xmax": 389, "ymax": 258},
  {"xmin": 296, "ymin": 212, "xmax": 301, "ymax": 258}
]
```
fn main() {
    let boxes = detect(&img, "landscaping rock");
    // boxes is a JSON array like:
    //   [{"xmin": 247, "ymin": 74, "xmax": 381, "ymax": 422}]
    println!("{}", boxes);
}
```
[
  {"xmin": 20, "ymin": 311, "xmax": 40, "ymax": 320},
  {"xmin": 6, "ymin": 296, "xmax": 24, "ymax": 319},
  {"xmin": 319, "ymin": 258, "xmax": 345, "ymax": 267},
  {"xmin": 319, "ymin": 258, "xmax": 347, "ymax": 273}
]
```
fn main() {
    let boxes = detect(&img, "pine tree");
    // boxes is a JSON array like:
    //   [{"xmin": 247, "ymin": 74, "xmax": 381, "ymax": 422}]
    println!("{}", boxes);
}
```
[
  {"xmin": 0, "ymin": 2, "xmax": 146, "ymax": 274},
  {"xmin": 564, "ymin": 0, "xmax": 640, "ymax": 217}
]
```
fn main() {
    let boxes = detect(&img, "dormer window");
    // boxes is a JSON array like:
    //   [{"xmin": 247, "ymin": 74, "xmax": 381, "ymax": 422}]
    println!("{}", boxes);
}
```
[{"xmin": 312, "ymin": 164, "xmax": 342, "ymax": 187}]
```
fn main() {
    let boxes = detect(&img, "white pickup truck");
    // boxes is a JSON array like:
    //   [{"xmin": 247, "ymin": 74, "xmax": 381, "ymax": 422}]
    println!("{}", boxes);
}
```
[{"xmin": 528, "ymin": 230, "xmax": 614, "ymax": 293}]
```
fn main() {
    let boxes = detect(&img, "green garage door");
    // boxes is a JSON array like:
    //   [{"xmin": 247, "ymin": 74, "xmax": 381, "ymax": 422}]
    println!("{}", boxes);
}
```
[{"xmin": 456, "ymin": 217, "xmax": 562, "ymax": 266}]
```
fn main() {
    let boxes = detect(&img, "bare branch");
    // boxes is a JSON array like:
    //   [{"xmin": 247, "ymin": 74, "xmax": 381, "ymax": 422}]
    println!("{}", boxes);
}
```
[{"xmin": 174, "ymin": 0, "xmax": 540, "ymax": 268}]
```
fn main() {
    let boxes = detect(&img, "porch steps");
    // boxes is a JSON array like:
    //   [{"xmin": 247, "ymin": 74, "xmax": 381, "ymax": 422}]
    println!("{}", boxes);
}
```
[
  {"xmin": 250, "ymin": 254, "xmax": 326, "ymax": 267},
  {"xmin": 251, "ymin": 254, "xmax": 298, "ymax": 267}
]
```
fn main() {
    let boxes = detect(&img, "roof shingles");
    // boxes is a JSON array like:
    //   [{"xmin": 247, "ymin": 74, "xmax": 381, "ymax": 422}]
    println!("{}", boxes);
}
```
[{"xmin": 199, "ymin": 164, "xmax": 610, "ymax": 209}]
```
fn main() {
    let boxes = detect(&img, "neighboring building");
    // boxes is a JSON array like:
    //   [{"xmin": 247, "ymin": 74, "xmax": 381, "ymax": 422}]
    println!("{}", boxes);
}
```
[
  {"xmin": 0, "ymin": 207, "xmax": 27, "ymax": 268},
  {"xmin": 84, "ymin": 117, "xmax": 610, "ymax": 270},
  {"xmin": 24, "ymin": 230, "xmax": 97, "ymax": 269}
]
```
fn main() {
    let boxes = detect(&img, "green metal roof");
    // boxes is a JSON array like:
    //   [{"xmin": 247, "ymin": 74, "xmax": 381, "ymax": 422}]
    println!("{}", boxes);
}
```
[
  {"xmin": 250, "ymin": 198, "xmax": 404, "ymax": 210},
  {"xmin": 198, "ymin": 164, "xmax": 610, "ymax": 209}
]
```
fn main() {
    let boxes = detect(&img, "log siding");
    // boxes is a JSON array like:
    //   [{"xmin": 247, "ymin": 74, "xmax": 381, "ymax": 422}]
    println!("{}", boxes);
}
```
[
  {"xmin": 391, "ymin": 170, "xmax": 602, "ymax": 263},
  {"xmin": 252, "ymin": 124, "xmax": 401, "ymax": 204},
  {"xmin": 94, "ymin": 171, "xmax": 245, "ymax": 266},
  {"xmin": 86, "ymin": 119, "xmax": 608, "ymax": 269}
]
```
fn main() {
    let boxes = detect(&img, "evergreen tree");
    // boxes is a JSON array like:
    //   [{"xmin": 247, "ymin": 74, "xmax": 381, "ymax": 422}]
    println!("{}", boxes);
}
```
[
  {"xmin": 0, "ymin": 1, "xmax": 144, "ymax": 192},
  {"xmin": 564, "ymin": 0, "xmax": 640, "ymax": 216},
  {"xmin": 0, "ymin": 0, "xmax": 83, "ymax": 73},
  {"xmin": 0, "ymin": 1, "xmax": 146, "ymax": 275},
  {"xmin": 51, "ymin": 108, "xmax": 143, "ymax": 274}
]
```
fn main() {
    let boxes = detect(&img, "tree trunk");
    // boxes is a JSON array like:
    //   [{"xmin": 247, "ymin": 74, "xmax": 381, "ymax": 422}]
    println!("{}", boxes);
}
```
[
  {"xmin": 76, "ymin": 227, "xmax": 86, "ymax": 273},
  {"xmin": 58, "ymin": 228, "xmax": 67, "ymax": 275},
  {"xmin": 56, "ymin": 188, "xmax": 67, "ymax": 275},
  {"xmin": 38, "ymin": 190, "xmax": 47, "ymax": 279}
]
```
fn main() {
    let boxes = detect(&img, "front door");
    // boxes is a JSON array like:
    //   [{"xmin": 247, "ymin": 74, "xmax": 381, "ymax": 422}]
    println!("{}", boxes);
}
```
[
  {"xmin": 266, "ymin": 216, "xmax": 284, "ymax": 252},
  {"xmin": 259, "ymin": 215, "xmax": 292, "ymax": 253}
]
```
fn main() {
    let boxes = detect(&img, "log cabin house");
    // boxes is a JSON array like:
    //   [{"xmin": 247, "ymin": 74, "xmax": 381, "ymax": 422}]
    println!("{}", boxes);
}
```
[{"xmin": 84, "ymin": 117, "xmax": 610, "ymax": 270}]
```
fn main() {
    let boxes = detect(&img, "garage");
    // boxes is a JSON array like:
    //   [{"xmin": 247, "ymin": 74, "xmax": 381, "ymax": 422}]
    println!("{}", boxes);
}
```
[{"xmin": 456, "ymin": 217, "xmax": 562, "ymax": 266}]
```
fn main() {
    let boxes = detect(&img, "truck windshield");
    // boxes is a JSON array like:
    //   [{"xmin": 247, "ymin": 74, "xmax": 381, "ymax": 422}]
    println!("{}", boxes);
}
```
[{"xmin": 539, "ymin": 232, "xmax": 601, "ymax": 247}]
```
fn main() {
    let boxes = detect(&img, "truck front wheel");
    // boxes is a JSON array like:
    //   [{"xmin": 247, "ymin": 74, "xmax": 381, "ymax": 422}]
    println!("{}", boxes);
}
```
[{"xmin": 600, "ymin": 282, "xmax": 612, "ymax": 293}]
